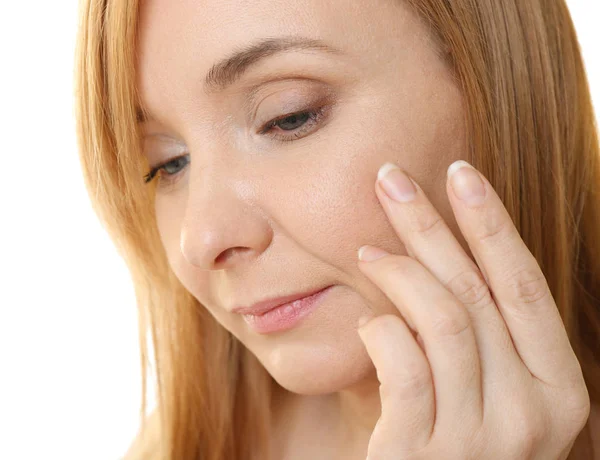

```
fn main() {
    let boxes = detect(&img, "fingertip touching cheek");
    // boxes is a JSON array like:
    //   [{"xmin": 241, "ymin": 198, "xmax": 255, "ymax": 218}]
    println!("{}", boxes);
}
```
[{"xmin": 135, "ymin": 0, "xmax": 466, "ymax": 393}]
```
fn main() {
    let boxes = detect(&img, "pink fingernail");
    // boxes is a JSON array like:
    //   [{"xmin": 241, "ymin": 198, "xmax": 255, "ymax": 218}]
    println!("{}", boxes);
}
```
[
  {"xmin": 447, "ymin": 160, "xmax": 486, "ymax": 207},
  {"xmin": 358, "ymin": 245, "xmax": 389, "ymax": 262},
  {"xmin": 377, "ymin": 162, "xmax": 417, "ymax": 202}
]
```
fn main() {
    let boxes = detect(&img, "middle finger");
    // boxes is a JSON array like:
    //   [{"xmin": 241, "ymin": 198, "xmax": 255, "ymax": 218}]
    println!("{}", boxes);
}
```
[{"xmin": 374, "ymin": 161, "xmax": 522, "ymax": 388}]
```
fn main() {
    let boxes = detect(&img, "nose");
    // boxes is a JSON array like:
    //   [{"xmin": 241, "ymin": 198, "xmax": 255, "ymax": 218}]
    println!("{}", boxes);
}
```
[{"xmin": 179, "ymin": 169, "xmax": 273, "ymax": 270}]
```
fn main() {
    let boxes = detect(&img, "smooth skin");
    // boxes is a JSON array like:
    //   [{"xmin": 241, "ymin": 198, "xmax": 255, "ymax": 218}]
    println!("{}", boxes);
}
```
[
  {"xmin": 136, "ymin": 0, "xmax": 599, "ymax": 458},
  {"xmin": 355, "ymin": 161, "xmax": 590, "ymax": 459}
]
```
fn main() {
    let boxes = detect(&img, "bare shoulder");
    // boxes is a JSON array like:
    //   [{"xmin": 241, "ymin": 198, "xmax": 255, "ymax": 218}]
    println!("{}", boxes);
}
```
[{"xmin": 121, "ymin": 410, "xmax": 162, "ymax": 460}]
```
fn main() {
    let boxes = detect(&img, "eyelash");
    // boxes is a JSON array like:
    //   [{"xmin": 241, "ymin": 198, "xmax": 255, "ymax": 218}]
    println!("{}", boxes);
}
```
[{"xmin": 143, "ymin": 105, "xmax": 329, "ymax": 186}]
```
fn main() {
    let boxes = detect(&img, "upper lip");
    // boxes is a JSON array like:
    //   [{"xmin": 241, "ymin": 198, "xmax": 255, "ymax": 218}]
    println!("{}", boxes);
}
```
[{"xmin": 231, "ymin": 285, "xmax": 332, "ymax": 316}]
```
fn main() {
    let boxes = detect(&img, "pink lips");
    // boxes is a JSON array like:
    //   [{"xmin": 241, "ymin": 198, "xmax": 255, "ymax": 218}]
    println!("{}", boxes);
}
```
[
  {"xmin": 231, "ymin": 285, "xmax": 332, "ymax": 316},
  {"xmin": 237, "ymin": 285, "xmax": 333, "ymax": 334}
]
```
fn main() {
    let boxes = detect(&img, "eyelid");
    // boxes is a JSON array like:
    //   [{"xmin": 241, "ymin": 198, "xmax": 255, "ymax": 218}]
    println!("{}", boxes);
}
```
[
  {"xmin": 143, "ymin": 133, "xmax": 187, "ymax": 144},
  {"xmin": 243, "ymin": 77, "xmax": 321, "ymax": 111},
  {"xmin": 259, "ymin": 104, "xmax": 330, "ymax": 143},
  {"xmin": 255, "ymin": 100, "xmax": 316, "ymax": 129},
  {"xmin": 246, "ymin": 80, "xmax": 336, "ymax": 125},
  {"xmin": 148, "ymin": 154, "xmax": 187, "ymax": 173},
  {"xmin": 143, "ymin": 134, "xmax": 188, "ymax": 167}
]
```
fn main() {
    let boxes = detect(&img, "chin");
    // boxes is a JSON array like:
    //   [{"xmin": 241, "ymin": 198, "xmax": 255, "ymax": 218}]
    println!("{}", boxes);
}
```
[{"xmin": 260, "ymin": 344, "xmax": 376, "ymax": 396}]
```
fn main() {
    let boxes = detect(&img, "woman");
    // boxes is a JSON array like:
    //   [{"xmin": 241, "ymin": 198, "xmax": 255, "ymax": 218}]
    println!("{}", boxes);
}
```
[{"xmin": 74, "ymin": 0, "xmax": 600, "ymax": 458}]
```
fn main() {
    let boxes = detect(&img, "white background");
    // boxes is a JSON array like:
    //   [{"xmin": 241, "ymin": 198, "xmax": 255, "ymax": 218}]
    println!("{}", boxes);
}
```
[{"xmin": 0, "ymin": 2, "xmax": 598, "ymax": 459}]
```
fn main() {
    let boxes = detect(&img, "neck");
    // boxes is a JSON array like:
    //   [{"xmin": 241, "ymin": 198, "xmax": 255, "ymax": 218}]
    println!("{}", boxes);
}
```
[{"xmin": 270, "ymin": 369, "xmax": 381, "ymax": 459}]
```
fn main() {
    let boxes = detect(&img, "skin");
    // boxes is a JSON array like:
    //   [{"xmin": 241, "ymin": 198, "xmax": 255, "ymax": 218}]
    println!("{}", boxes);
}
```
[{"xmin": 136, "ymin": 0, "xmax": 598, "ymax": 458}]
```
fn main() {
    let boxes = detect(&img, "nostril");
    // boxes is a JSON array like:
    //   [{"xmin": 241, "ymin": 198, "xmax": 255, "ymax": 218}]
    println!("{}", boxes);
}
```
[{"xmin": 215, "ymin": 247, "xmax": 249, "ymax": 266}]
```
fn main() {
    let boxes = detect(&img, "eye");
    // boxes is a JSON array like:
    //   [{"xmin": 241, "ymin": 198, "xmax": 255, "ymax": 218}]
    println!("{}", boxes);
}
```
[
  {"xmin": 143, "ymin": 154, "xmax": 190, "ymax": 185},
  {"xmin": 143, "ymin": 105, "xmax": 330, "ymax": 185},
  {"xmin": 259, "ymin": 105, "xmax": 329, "ymax": 143}
]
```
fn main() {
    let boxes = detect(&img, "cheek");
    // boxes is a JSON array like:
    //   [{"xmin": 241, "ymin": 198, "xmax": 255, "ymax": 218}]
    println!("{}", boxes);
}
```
[
  {"xmin": 308, "ymin": 91, "xmax": 467, "ymax": 267},
  {"xmin": 267, "ymin": 139, "xmax": 398, "ymax": 270}
]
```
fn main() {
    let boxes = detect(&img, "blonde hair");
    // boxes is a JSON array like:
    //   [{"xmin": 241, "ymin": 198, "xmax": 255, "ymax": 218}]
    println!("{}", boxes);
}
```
[{"xmin": 74, "ymin": 0, "xmax": 600, "ymax": 458}]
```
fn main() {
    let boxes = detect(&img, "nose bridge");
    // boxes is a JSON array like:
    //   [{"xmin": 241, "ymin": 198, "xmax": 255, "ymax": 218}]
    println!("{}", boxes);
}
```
[{"xmin": 178, "ymin": 151, "xmax": 272, "ymax": 270}]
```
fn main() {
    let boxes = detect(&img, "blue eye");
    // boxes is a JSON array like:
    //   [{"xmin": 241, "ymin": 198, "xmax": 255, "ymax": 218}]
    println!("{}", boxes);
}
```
[
  {"xmin": 144, "ymin": 154, "xmax": 190, "ymax": 185},
  {"xmin": 259, "ymin": 105, "xmax": 328, "ymax": 143},
  {"xmin": 142, "ymin": 105, "xmax": 329, "ymax": 185}
]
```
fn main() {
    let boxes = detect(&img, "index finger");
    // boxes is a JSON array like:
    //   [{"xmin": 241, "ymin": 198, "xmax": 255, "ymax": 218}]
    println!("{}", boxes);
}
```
[{"xmin": 446, "ymin": 160, "xmax": 580, "ymax": 388}]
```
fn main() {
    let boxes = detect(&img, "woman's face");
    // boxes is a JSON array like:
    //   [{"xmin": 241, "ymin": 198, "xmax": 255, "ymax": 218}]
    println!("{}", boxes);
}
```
[{"xmin": 137, "ymin": 0, "xmax": 467, "ymax": 394}]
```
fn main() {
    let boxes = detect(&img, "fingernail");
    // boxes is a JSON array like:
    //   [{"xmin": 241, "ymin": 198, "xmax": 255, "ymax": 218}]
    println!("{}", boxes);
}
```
[
  {"xmin": 447, "ymin": 160, "xmax": 486, "ymax": 207},
  {"xmin": 377, "ymin": 162, "xmax": 417, "ymax": 202},
  {"xmin": 358, "ymin": 245, "xmax": 389, "ymax": 262}
]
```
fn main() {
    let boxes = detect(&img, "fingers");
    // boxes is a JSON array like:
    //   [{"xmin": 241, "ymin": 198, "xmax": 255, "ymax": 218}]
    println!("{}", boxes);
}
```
[
  {"xmin": 357, "ymin": 252, "xmax": 483, "ymax": 430},
  {"xmin": 354, "ymin": 160, "xmax": 587, "ymax": 458},
  {"xmin": 357, "ymin": 313, "xmax": 435, "ymax": 452},
  {"xmin": 444, "ymin": 161, "xmax": 579, "ymax": 388},
  {"xmin": 374, "ymin": 162, "xmax": 522, "ymax": 390}
]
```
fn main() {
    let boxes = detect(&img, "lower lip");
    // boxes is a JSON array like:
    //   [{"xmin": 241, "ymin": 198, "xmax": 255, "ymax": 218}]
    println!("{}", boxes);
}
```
[{"xmin": 242, "ymin": 286, "xmax": 333, "ymax": 334}]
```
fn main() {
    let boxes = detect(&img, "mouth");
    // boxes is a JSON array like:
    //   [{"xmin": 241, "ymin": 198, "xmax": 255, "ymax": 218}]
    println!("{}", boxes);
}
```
[
  {"xmin": 237, "ymin": 285, "xmax": 334, "ymax": 334},
  {"xmin": 231, "ymin": 285, "xmax": 333, "ymax": 316}
]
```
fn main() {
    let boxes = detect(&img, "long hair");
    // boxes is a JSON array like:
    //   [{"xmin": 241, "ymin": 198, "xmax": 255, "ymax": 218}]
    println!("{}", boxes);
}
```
[{"xmin": 74, "ymin": 0, "xmax": 600, "ymax": 458}]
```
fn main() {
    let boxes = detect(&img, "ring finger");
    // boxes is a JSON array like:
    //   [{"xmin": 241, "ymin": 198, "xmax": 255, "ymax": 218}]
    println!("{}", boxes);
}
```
[{"xmin": 373, "ymin": 162, "xmax": 523, "ymax": 412}]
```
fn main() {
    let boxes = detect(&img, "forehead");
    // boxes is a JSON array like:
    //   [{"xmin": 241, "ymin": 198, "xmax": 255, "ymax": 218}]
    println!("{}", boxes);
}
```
[{"xmin": 136, "ymin": 0, "xmax": 428, "ymax": 123}]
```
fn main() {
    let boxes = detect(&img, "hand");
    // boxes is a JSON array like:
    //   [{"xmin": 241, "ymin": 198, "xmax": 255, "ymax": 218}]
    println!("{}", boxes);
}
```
[{"xmin": 355, "ymin": 160, "xmax": 591, "ymax": 460}]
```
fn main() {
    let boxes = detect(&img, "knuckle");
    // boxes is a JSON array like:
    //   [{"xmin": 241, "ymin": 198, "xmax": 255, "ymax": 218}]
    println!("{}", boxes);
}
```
[
  {"xmin": 429, "ymin": 306, "xmax": 471, "ymax": 339},
  {"xmin": 520, "ymin": 424, "xmax": 545, "ymax": 458},
  {"xmin": 385, "ymin": 256, "xmax": 421, "ymax": 278},
  {"xmin": 510, "ymin": 410, "xmax": 545, "ymax": 458},
  {"xmin": 371, "ymin": 313, "xmax": 405, "ymax": 332},
  {"xmin": 446, "ymin": 269, "xmax": 494, "ymax": 309},
  {"xmin": 574, "ymin": 392, "xmax": 592, "ymax": 424},
  {"xmin": 508, "ymin": 266, "xmax": 551, "ymax": 310},
  {"xmin": 514, "ymin": 431, "xmax": 541, "ymax": 459},
  {"xmin": 411, "ymin": 209, "xmax": 445, "ymax": 237},
  {"xmin": 559, "ymin": 386, "xmax": 591, "ymax": 433},
  {"xmin": 383, "ymin": 365, "xmax": 432, "ymax": 403},
  {"xmin": 474, "ymin": 211, "xmax": 511, "ymax": 246}
]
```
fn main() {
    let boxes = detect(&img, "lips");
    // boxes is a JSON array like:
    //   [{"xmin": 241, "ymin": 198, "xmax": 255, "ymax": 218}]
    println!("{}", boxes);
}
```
[{"xmin": 231, "ymin": 285, "xmax": 332, "ymax": 316}]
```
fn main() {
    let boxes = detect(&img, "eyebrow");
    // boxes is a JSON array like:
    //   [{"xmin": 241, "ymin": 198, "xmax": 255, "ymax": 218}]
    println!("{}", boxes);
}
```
[{"xmin": 136, "ymin": 35, "xmax": 344, "ymax": 124}]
